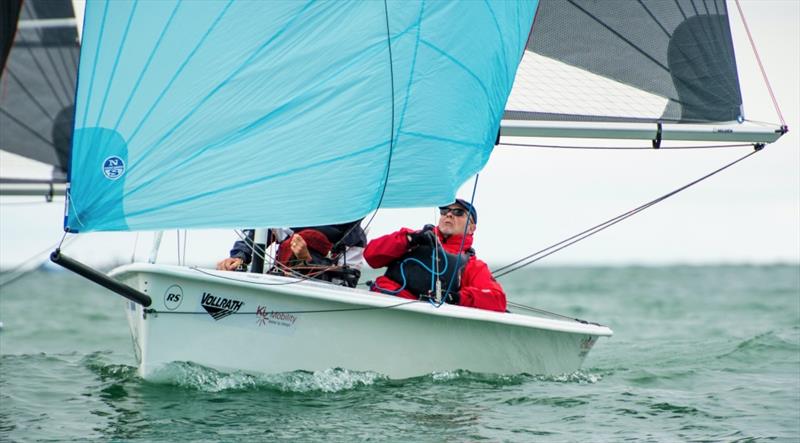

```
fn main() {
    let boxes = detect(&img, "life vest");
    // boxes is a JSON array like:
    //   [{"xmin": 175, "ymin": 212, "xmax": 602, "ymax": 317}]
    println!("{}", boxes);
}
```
[{"xmin": 384, "ymin": 243, "xmax": 472, "ymax": 298}]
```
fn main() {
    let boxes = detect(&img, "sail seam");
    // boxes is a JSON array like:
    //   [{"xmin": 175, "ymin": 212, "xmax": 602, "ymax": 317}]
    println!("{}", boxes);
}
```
[
  {"xmin": 112, "ymin": 1, "xmax": 182, "ymax": 133},
  {"xmin": 18, "ymin": 1, "xmax": 69, "ymax": 108},
  {"xmin": 77, "ymin": 0, "xmax": 111, "ymax": 152},
  {"xmin": 94, "ymin": 1, "xmax": 139, "ymax": 129},
  {"xmin": 358, "ymin": 0, "xmax": 400, "ymax": 238},
  {"xmin": 123, "ymin": 1, "xmax": 234, "ymax": 159}
]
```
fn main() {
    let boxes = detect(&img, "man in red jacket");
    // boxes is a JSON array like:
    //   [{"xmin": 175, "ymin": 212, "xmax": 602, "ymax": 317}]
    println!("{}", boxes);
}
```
[{"xmin": 364, "ymin": 199, "xmax": 506, "ymax": 312}]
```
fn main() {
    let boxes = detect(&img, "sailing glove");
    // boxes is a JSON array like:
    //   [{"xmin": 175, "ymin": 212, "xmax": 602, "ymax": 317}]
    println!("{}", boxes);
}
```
[{"xmin": 407, "ymin": 224, "xmax": 436, "ymax": 248}]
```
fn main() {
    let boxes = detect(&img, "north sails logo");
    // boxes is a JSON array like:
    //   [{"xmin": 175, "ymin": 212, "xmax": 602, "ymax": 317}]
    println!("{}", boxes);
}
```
[{"xmin": 201, "ymin": 292, "xmax": 244, "ymax": 320}]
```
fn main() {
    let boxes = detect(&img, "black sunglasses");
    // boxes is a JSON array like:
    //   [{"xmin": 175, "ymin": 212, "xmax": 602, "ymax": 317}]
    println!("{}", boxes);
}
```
[{"xmin": 439, "ymin": 207, "xmax": 467, "ymax": 217}]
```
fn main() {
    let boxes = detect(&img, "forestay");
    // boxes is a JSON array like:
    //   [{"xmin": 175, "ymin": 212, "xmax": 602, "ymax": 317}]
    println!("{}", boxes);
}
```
[{"xmin": 66, "ymin": 1, "xmax": 537, "ymax": 233}]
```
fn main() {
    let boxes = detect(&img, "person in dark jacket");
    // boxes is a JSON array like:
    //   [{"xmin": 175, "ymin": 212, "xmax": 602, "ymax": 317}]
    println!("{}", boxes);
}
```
[
  {"xmin": 364, "ymin": 199, "xmax": 506, "ymax": 312},
  {"xmin": 216, "ymin": 220, "xmax": 366, "ymax": 286}
]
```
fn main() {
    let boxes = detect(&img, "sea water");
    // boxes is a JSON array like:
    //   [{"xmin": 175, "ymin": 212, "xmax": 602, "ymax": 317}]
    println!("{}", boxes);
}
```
[{"xmin": 1, "ymin": 265, "xmax": 798, "ymax": 442}]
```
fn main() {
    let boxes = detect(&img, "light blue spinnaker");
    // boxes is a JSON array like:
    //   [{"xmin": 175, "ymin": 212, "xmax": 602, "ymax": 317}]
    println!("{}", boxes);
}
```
[{"xmin": 66, "ymin": 0, "xmax": 538, "ymax": 232}]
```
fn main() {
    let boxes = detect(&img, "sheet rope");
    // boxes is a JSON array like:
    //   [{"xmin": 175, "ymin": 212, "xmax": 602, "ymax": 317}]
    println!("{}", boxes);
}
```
[{"xmin": 492, "ymin": 145, "xmax": 764, "ymax": 278}]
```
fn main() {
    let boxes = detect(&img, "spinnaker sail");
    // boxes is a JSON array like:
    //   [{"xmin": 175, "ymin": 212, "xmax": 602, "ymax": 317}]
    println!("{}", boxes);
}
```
[{"xmin": 65, "ymin": 0, "xmax": 537, "ymax": 233}]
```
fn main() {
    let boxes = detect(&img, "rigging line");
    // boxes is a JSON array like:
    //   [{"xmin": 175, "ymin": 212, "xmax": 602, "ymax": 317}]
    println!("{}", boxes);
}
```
[
  {"xmin": 743, "ymin": 118, "xmax": 786, "ymax": 127},
  {"xmin": 439, "ymin": 174, "xmax": 480, "ymax": 307},
  {"xmin": 328, "ymin": 0, "xmax": 414, "ymax": 248},
  {"xmin": 493, "ymin": 200, "xmax": 656, "ymax": 278},
  {"xmin": 130, "ymin": 233, "xmax": 140, "ymax": 263},
  {"xmin": 191, "ymin": 265, "xmax": 344, "ymax": 287},
  {"xmin": 232, "ymin": 229, "xmax": 315, "ymax": 281},
  {"xmin": 57, "ymin": 230, "xmax": 68, "ymax": 249},
  {"xmin": 356, "ymin": 0, "xmax": 398, "ymax": 237},
  {"xmin": 492, "ymin": 147, "xmax": 762, "ymax": 278},
  {"xmin": 144, "ymin": 299, "xmax": 418, "ymax": 317},
  {"xmin": 733, "ymin": 0, "xmax": 786, "ymax": 127},
  {"xmin": 506, "ymin": 301, "xmax": 596, "ymax": 325},
  {"xmin": 498, "ymin": 141, "xmax": 755, "ymax": 150},
  {"xmin": 233, "ymin": 229, "xmax": 287, "ymax": 276},
  {"xmin": 176, "ymin": 229, "xmax": 181, "ymax": 266},
  {"xmin": 65, "ymin": 188, "xmax": 86, "ymax": 229},
  {"xmin": 0, "ymin": 234, "xmax": 74, "ymax": 288},
  {"xmin": 221, "ymin": 229, "xmax": 350, "ymax": 284}
]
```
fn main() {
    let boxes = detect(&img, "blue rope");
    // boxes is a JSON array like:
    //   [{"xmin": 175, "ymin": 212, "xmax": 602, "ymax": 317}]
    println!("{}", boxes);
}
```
[
  {"xmin": 438, "ymin": 173, "xmax": 480, "ymax": 307},
  {"xmin": 372, "ymin": 249, "xmax": 447, "ymax": 296}
]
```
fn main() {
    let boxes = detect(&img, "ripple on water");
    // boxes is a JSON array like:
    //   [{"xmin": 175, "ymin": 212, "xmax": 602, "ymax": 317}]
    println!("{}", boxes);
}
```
[
  {"xmin": 429, "ymin": 369, "xmax": 602, "ymax": 385},
  {"xmin": 144, "ymin": 362, "xmax": 388, "ymax": 393},
  {"xmin": 716, "ymin": 329, "xmax": 800, "ymax": 364}
]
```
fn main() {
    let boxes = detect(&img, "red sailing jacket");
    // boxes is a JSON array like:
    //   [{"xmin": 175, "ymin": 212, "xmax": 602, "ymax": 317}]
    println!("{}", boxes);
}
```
[
  {"xmin": 364, "ymin": 227, "xmax": 506, "ymax": 312},
  {"xmin": 275, "ymin": 229, "xmax": 333, "ymax": 266}
]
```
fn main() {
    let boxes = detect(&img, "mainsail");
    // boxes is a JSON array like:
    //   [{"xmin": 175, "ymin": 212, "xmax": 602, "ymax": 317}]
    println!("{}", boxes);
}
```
[
  {"xmin": 0, "ymin": 0, "xmax": 80, "ymax": 196},
  {"xmin": 65, "ymin": 0, "xmax": 537, "ymax": 232},
  {"xmin": 502, "ymin": 0, "xmax": 784, "ymax": 143}
]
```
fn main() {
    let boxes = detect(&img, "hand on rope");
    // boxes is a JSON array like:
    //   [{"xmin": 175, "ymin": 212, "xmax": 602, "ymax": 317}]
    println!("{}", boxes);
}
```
[
  {"xmin": 289, "ymin": 234, "xmax": 312, "ymax": 261},
  {"xmin": 406, "ymin": 224, "xmax": 436, "ymax": 248},
  {"xmin": 216, "ymin": 257, "xmax": 244, "ymax": 271}
]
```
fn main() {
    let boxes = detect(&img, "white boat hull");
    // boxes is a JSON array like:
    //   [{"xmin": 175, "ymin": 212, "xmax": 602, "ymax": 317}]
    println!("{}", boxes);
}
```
[{"xmin": 110, "ymin": 263, "xmax": 613, "ymax": 380}]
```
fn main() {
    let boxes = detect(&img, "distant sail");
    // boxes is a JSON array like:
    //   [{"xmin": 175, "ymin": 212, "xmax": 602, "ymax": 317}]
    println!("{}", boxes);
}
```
[
  {"xmin": 0, "ymin": 0, "xmax": 80, "ymax": 188},
  {"xmin": 66, "ymin": 1, "xmax": 537, "ymax": 232},
  {"xmin": 508, "ymin": 0, "xmax": 742, "ymax": 124}
]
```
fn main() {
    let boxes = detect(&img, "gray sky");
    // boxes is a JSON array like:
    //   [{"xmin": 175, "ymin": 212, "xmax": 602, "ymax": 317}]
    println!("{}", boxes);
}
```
[{"xmin": 1, "ymin": 0, "xmax": 798, "ymax": 269}]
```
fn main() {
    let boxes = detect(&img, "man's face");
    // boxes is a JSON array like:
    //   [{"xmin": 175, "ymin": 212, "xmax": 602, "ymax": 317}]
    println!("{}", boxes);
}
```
[{"xmin": 437, "ymin": 204, "xmax": 475, "ymax": 236}]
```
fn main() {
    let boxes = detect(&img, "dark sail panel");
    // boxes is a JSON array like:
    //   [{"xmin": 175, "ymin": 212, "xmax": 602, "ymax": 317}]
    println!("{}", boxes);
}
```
[
  {"xmin": 506, "ymin": 0, "xmax": 743, "ymax": 124},
  {"xmin": 0, "ymin": 0, "xmax": 22, "ymax": 73},
  {"xmin": 0, "ymin": 0, "xmax": 79, "ymax": 180}
]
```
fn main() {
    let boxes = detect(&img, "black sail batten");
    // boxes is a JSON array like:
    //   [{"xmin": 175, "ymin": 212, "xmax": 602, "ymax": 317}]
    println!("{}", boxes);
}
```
[
  {"xmin": 505, "ymin": 0, "xmax": 743, "ymax": 125},
  {"xmin": 0, "ymin": 0, "xmax": 79, "ymax": 192}
]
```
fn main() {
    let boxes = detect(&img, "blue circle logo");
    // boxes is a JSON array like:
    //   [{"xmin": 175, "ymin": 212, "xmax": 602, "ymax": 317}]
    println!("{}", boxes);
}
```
[{"xmin": 102, "ymin": 156, "xmax": 125, "ymax": 180}]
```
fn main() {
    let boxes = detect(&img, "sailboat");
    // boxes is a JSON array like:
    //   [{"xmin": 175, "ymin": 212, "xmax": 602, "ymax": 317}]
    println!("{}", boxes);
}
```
[{"xmin": 47, "ymin": 0, "xmax": 784, "ymax": 380}]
